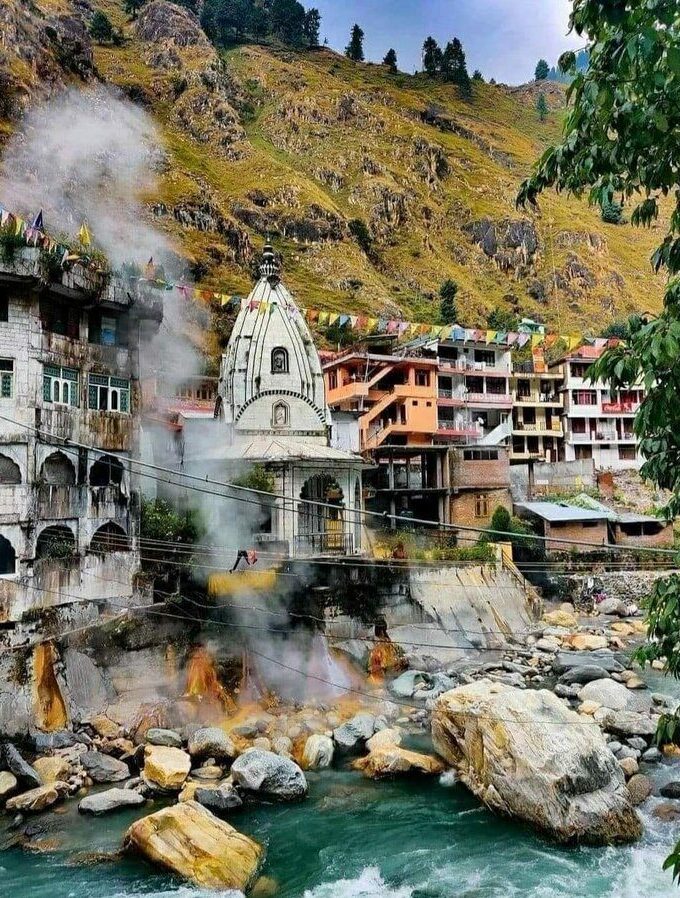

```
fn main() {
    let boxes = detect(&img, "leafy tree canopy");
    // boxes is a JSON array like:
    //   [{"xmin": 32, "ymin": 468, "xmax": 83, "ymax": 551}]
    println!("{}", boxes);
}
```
[
  {"xmin": 536, "ymin": 92, "xmax": 548, "ymax": 122},
  {"xmin": 534, "ymin": 58, "xmax": 549, "ymax": 80},
  {"xmin": 201, "ymin": 0, "xmax": 321, "ymax": 49},
  {"xmin": 439, "ymin": 279, "xmax": 458, "ymax": 324}
]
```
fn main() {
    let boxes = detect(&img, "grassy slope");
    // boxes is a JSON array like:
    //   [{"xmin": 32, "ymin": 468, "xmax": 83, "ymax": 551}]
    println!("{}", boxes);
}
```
[{"xmin": 7, "ymin": 0, "xmax": 669, "ymax": 333}]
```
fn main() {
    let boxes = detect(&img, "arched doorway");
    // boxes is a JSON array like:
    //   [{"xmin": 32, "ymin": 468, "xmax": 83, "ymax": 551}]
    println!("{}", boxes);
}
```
[
  {"xmin": 298, "ymin": 475, "xmax": 345, "ymax": 553},
  {"xmin": 90, "ymin": 454, "xmax": 124, "ymax": 487},
  {"xmin": 90, "ymin": 522, "xmax": 129, "ymax": 554},
  {"xmin": 35, "ymin": 525, "xmax": 76, "ymax": 561},
  {"xmin": 0, "ymin": 453, "xmax": 21, "ymax": 484},
  {"xmin": 0, "ymin": 535, "xmax": 16, "ymax": 575},
  {"xmin": 41, "ymin": 451, "xmax": 75, "ymax": 486}
]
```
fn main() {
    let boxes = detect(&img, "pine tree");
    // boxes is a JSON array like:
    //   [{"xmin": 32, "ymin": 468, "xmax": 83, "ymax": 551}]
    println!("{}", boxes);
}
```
[
  {"xmin": 124, "ymin": 0, "xmax": 144, "ymax": 18},
  {"xmin": 90, "ymin": 10, "xmax": 115, "ymax": 43},
  {"xmin": 534, "ymin": 58, "xmax": 549, "ymax": 81},
  {"xmin": 600, "ymin": 195, "xmax": 623, "ymax": 224},
  {"xmin": 383, "ymin": 48, "xmax": 398, "ymax": 73},
  {"xmin": 472, "ymin": 69, "xmax": 484, "ymax": 82},
  {"xmin": 303, "ymin": 8, "xmax": 321, "ymax": 46},
  {"xmin": 439, "ymin": 279, "xmax": 458, "ymax": 324},
  {"xmin": 345, "ymin": 24, "xmax": 365, "ymax": 62},
  {"xmin": 442, "ymin": 38, "xmax": 471, "ymax": 95},
  {"xmin": 536, "ymin": 92, "xmax": 548, "ymax": 122},
  {"xmin": 422, "ymin": 36, "xmax": 442, "ymax": 76}
]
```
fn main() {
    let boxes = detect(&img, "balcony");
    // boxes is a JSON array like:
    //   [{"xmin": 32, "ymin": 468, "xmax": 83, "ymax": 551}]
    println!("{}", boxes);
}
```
[
  {"xmin": 293, "ymin": 532, "xmax": 355, "ymax": 556},
  {"xmin": 513, "ymin": 392, "xmax": 562, "ymax": 406},
  {"xmin": 465, "ymin": 392, "xmax": 513, "ymax": 407},
  {"xmin": 601, "ymin": 402, "xmax": 640, "ymax": 415},
  {"xmin": 437, "ymin": 388, "xmax": 465, "ymax": 405},
  {"xmin": 439, "ymin": 360, "xmax": 510, "ymax": 377},
  {"xmin": 436, "ymin": 424, "xmax": 483, "ymax": 442}
]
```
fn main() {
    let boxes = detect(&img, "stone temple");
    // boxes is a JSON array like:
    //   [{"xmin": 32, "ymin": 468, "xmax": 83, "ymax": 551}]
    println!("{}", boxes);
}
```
[{"xmin": 188, "ymin": 245, "xmax": 364, "ymax": 557}]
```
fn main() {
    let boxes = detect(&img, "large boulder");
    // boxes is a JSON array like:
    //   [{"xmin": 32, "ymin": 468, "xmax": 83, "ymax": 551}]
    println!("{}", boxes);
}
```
[
  {"xmin": 301, "ymin": 735, "xmax": 334, "ymax": 770},
  {"xmin": 33, "ymin": 755, "xmax": 70, "ymax": 784},
  {"xmin": 81, "ymin": 751, "xmax": 130, "ymax": 783},
  {"xmin": 79, "ymin": 788, "xmax": 147, "ymax": 816},
  {"xmin": 354, "ymin": 747, "xmax": 445, "ymax": 780},
  {"xmin": 0, "ymin": 771, "xmax": 18, "ymax": 802},
  {"xmin": 553, "ymin": 652, "xmax": 625, "ymax": 675},
  {"xmin": 5, "ymin": 781, "xmax": 69, "ymax": 813},
  {"xmin": 135, "ymin": 0, "xmax": 212, "ymax": 49},
  {"xmin": 230, "ymin": 750, "xmax": 307, "ymax": 801},
  {"xmin": 543, "ymin": 609, "xmax": 578, "ymax": 629},
  {"xmin": 146, "ymin": 728, "xmax": 183, "ymax": 748},
  {"xmin": 124, "ymin": 801, "xmax": 263, "ymax": 890},
  {"xmin": 195, "ymin": 783, "xmax": 243, "ymax": 814},
  {"xmin": 188, "ymin": 727, "xmax": 236, "ymax": 762},
  {"xmin": 332, "ymin": 713, "xmax": 376, "ymax": 753},
  {"xmin": 593, "ymin": 709, "xmax": 657, "ymax": 739},
  {"xmin": 579, "ymin": 679, "xmax": 651, "ymax": 714},
  {"xmin": 143, "ymin": 745, "xmax": 191, "ymax": 791},
  {"xmin": 3, "ymin": 743, "xmax": 42, "ymax": 788},
  {"xmin": 559, "ymin": 665, "xmax": 613, "ymax": 686},
  {"xmin": 432, "ymin": 680, "xmax": 641, "ymax": 845}
]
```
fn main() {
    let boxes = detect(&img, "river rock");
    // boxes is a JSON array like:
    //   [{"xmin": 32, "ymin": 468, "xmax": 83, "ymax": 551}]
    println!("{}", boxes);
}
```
[
  {"xmin": 568, "ymin": 634, "xmax": 609, "ymax": 652},
  {"xmin": 0, "ymin": 770, "xmax": 18, "ymax": 802},
  {"xmin": 432, "ymin": 680, "xmax": 641, "ymax": 845},
  {"xmin": 578, "ymin": 679, "xmax": 650, "ymax": 714},
  {"xmin": 597, "ymin": 598, "xmax": 628, "ymax": 616},
  {"xmin": 660, "ymin": 781, "xmax": 680, "ymax": 799},
  {"xmin": 389, "ymin": 671, "xmax": 431, "ymax": 698},
  {"xmin": 230, "ymin": 750, "xmax": 307, "ymax": 801},
  {"xmin": 32, "ymin": 756, "xmax": 70, "ymax": 784},
  {"xmin": 3, "ymin": 744, "xmax": 42, "ymax": 788},
  {"xmin": 559, "ymin": 665, "xmax": 613, "ymax": 686},
  {"xmin": 188, "ymin": 728, "xmax": 236, "ymax": 762},
  {"xmin": 652, "ymin": 801, "xmax": 680, "ymax": 822},
  {"xmin": 543, "ymin": 609, "xmax": 578, "ymax": 628},
  {"xmin": 5, "ymin": 781, "xmax": 68, "ymax": 813},
  {"xmin": 619, "ymin": 757, "xmax": 639, "ymax": 778},
  {"xmin": 626, "ymin": 774, "xmax": 653, "ymax": 806},
  {"xmin": 143, "ymin": 746, "xmax": 191, "ymax": 791},
  {"xmin": 79, "ymin": 787, "xmax": 146, "ymax": 815},
  {"xmin": 124, "ymin": 801, "xmax": 263, "ymax": 890},
  {"xmin": 332, "ymin": 713, "xmax": 376, "ymax": 752},
  {"xmin": 81, "ymin": 751, "xmax": 130, "ymax": 783},
  {"xmin": 146, "ymin": 728, "xmax": 183, "ymax": 748},
  {"xmin": 642, "ymin": 747, "xmax": 661, "ymax": 763},
  {"xmin": 593, "ymin": 709, "xmax": 657, "ymax": 738},
  {"xmin": 271, "ymin": 736, "xmax": 293, "ymax": 757},
  {"xmin": 554, "ymin": 684, "xmax": 581, "ymax": 699},
  {"xmin": 354, "ymin": 747, "xmax": 445, "ymax": 779},
  {"xmin": 32, "ymin": 731, "xmax": 78, "ymax": 752},
  {"xmin": 366, "ymin": 728, "xmax": 402, "ymax": 752},
  {"xmin": 195, "ymin": 783, "xmax": 243, "ymax": 814},
  {"xmin": 553, "ymin": 652, "xmax": 625, "ymax": 675},
  {"xmin": 301, "ymin": 735, "xmax": 334, "ymax": 770}
]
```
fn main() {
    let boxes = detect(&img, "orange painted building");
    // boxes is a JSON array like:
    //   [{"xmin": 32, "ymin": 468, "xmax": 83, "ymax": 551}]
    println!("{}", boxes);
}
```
[{"xmin": 323, "ymin": 351, "xmax": 439, "ymax": 451}]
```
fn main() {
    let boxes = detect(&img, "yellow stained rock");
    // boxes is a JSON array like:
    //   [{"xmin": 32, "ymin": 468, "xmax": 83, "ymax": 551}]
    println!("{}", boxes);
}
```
[
  {"xmin": 124, "ymin": 800, "xmax": 264, "ymax": 891},
  {"xmin": 178, "ymin": 780, "xmax": 200, "ymax": 802},
  {"xmin": 354, "ymin": 747, "xmax": 445, "ymax": 779},
  {"xmin": 33, "ymin": 756, "xmax": 70, "ymax": 784},
  {"xmin": 5, "ymin": 782, "xmax": 68, "ymax": 813},
  {"xmin": 567, "ymin": 633, "xmax": 608, "ymax": 652},
  {"xmin": 143, "ymin": 745, "xmax": 191, "ymax": 790},
  {"xmin": 542, "ymin": 609, "xmax": 578, "ymax": 629}
]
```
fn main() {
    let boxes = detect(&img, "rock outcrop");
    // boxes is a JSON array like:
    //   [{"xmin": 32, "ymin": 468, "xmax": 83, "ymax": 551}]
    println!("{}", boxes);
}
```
[
  {"xmin": 432, "ymin": 680, "xmax": 641, "ymax": 845},
  {"xmin": 230, "ymin": 750, "xmax": 307, "ymax": 801},
  {"xmin": 124, "ymin": 801, "xmax": 263, "ymax": 890},
  {"xmin": 136, "ymin": 0, "xmax": 211, "ymax": 49}
]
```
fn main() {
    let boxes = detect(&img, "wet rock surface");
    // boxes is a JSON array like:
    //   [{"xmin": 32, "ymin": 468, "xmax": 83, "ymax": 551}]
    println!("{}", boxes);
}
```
[
  {"xmin": 79, "ymin": 788, "xmax": 146, "ymax": 815},
  {"xmin": 230, "ymin": 750, "xmax": 307, "ymax": 802}
]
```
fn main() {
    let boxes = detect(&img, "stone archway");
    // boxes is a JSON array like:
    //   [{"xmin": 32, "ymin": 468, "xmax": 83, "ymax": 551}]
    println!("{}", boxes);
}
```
[
  {"xmin": 298, "ymin": 474, "xmax": 345, "ymax": 553},
  {"xmin": 0, "ymin": 534, "xmax": 16, "ymax": 575},
  {"xmin": 90, "ymin": 454, "xmax": 124, "ymax": 488},
  {"xmin": 90, "ymin": 522, "xmax": 129, "ymax": 554},
  {"xmin": 41, "ymin": 451, "xmax": 75, "ymax": 486},
  {"xmin": 35, "ymin": 525, "xmax": 76, "ymax": 561}
]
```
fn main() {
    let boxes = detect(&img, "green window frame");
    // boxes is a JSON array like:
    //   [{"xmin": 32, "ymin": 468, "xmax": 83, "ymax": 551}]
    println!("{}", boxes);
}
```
[
  {"xmin": 88, "ymin": 373, "xmax": 130, "ymax": 413},
  {"xmin": 0, "ymin": 359, "xmax": 14, "ymax": 399},
  {"xmin": 43, "ymin": 364, "xmax": 79, "ymax": 407}
]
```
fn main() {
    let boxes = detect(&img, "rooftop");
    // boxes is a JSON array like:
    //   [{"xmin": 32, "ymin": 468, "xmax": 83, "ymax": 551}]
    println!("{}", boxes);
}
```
[{"xmin": 514, "ymin": 501, "xmax": 609, "ymax": 523}]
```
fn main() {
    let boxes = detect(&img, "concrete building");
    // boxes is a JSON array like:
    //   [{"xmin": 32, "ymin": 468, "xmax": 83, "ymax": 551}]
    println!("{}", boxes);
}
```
[
  {"xmin": 0, "ymin": 249, "xmax": 162, "ymax": 623},
  {"xmin": 553, "ymin": 345, "xmax": 644, "ymax": 471},
  {"xmin": 436, "ymin": 336, "xmax": 512, "ymax": 446},
  {"xmin": 191, "ymin": 246, "xmax": 364, "ymax": 557},
  {"xmin": 510, "ymin": 358, "xmax": 564, "ymax": 463}
]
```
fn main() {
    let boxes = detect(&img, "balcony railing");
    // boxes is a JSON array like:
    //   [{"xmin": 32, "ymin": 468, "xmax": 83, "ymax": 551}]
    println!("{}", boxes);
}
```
[{"xmin": 293, "ymin": 533, "xmax": 354, "ymax": 556}]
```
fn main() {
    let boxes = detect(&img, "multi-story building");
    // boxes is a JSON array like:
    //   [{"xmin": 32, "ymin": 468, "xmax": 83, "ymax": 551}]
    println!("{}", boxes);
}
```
[
  {"xmin": 510, "ymin": 358, "xmax": 565, "ymax": 463},
  {"xmin": 449, "ymin": 445, "xmax": 513, "ymax": 541},
  {"xmin": 436, "ymin": 337, "xmax": 513, "ymax": 446},
  {"xmin": 553, "ymin": 345, "xmax": 644, "ymax": 470},
  {"xmin": 0, "ymin": 249, "xmax": 162, "ymax": 624}
]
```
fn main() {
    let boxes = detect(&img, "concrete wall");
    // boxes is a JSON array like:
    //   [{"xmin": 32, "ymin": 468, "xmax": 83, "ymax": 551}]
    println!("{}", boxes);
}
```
[{"xmin": 510, "ymin": 458, "xmax": 596, "ymax": 501}]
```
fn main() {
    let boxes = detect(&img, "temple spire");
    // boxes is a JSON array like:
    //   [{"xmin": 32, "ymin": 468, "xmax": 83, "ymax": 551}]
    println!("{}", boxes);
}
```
[{"xmin": 259, "ymin": 242, "xmax": 280, "ymax": 281}]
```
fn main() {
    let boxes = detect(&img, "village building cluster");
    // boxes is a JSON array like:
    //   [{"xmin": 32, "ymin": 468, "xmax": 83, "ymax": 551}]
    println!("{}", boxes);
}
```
[{"xmin": 0, "ymin": 244, "xmax": 670, "ymax": 632}]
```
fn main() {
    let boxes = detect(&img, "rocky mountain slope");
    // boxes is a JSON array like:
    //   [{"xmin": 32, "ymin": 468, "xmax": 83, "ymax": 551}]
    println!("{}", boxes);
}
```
[{"xmin": 0, "ymin": 0, "xmax": 667, "ymax": 331}]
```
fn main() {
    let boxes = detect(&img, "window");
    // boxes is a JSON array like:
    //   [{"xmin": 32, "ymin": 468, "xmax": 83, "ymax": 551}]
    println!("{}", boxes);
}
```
[
  {"xmin": 618, "ymin": 445, "xmax": 637, "ymax": 461},
  {"xmin": 573, "ymin": 390, "xmax": 597, "ymax": 405},
  {"xmin": 415, "ymin": 370, "xmax": 429, "ymax": 386},
  {"xmin": 0, "ymin": 454, "xmax": 20, "ymax": 484},
  {"xmin": 463, "ymin": 449, "xmax": 499, "ymax": 461},
  {"xmin": 0, "ymin": 293, "xmax": 7, "ymax": 322},
  {"xmin": 88, "ymin": 374, "xmax": 130, "ymax": 413},
  {"xmin": 0, "ymin": 359, "xmax": 13, "ymax": 399},
  {"xmin": 88, "ymin": 310, "xmax": 129, "ymax": 347},
  {"xmin": 271, "ymin": 347, "xmax": 289, "ymax": 374},
  {"xmin": 272, "ymin": 401, "xmax": 289, "ymax": 427},
  {"xmin": 43, "ymin": 365, "xmax": 79, "ymax": 407},
  {"xmin": 328, "ymin": 371, "xmax": 338, "ymax": 390},
  {"xmin": 40, "ymin": 298, "xmax": 80, "ymax": 339},
  {"xmin": 475, "ymin": 494, "xmax": 489, "ymax": 517},
  {"xmin": 474, "ymin": 349, "xmax": 496, "ymax": 367}
]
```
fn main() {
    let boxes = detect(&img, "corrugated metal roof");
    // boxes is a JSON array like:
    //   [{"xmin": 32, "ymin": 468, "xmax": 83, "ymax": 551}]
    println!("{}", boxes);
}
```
[{"xmin": 514, "ymin": 501, "xmax": 609, "ymax": 523}]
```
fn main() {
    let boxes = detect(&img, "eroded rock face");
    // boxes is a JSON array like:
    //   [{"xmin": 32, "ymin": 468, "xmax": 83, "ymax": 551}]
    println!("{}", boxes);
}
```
[
  {"xmin": 136, "ymin": 0, "xmax": 211, "ymax": 48},
  {"xmin": 124, "ymin": 801, "xmax": 263, "ymax": 890},
  {"xmin": 432, "ymin": 680, "xmax": 641, "ymax": 845},
  {"xmin": 230, "ymin": 750, "xmax": 307, "ymax": 801}
]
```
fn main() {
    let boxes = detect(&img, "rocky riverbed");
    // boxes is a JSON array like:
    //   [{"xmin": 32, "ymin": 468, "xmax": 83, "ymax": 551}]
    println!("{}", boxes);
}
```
[{"xmin": 1, "ymin": 602, "xmax": 680, "ymax": 893}]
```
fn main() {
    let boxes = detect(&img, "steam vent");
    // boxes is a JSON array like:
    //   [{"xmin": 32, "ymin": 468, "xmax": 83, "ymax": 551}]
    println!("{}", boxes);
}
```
[{"xmin": 186, "ymin": 246, "xmax": 364, "ymax": 558}]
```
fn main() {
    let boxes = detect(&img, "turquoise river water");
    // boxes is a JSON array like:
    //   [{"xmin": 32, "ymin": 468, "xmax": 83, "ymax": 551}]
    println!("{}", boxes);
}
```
[{"xmin": 2, "ymin": 757, "xmax": 680, "ymax": 898}]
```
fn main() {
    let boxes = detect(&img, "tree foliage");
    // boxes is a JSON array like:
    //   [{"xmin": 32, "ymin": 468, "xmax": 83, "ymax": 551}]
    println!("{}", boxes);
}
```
[
  {"xmin": 518, "ymin": 2, "xmax": 680, "ymax": 877},
  {"xmin": 125, "ymin": 0, "xmax": 144, "ymax": 18},
  {"xmin": 600, "ymin": 194, "xmax": 623, "ymax": 224},
  {"xmin": 536, "ymin": 92, "xmax": 548, "ymax": 122},
  {"xmin": 421, "ymin": 36, "xmax": 471, "ymax": 95},
  {"xmin": 534, "ymin": 58, "xmax": 549, "ymax": 80},
  {"xmin": 89, "ymin": 10, "xmax": 115, "ymax": 43},
  {"xmin": 383, "ymin": 48, "xmax": 398, "ymax": 73},
  {"xmin": 439, "ymin": 279, "xmax": 458, "ymax": 324},
  {"xmin": 486, "ymin": 305, "xmax": 519, "ymax": 331},
  {"xmin": 201, "ymin": 0, "xmax": 321, "ymax": 48},
  {"xmin": 422, "ymin": 37, "xmax": 443, "ymax": 76},
  {"xmin": 345, "ymin": 23, "xmax": 365, "ymax": 62}
]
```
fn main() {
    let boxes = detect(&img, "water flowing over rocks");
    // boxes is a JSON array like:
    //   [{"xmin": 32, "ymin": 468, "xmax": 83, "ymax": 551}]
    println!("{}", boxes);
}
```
[
  {"xmin": 230, "ymin": 750, "xmax": 308, "ymax": 801},
  {"xmin": 124, "ymin": 801, "xmax": 264, "ymax": 890},
  {"xmin": 79, "ymin": 787, "xmax": 146, "ymax": 816},
  {"xmin": 432, "ymin": 680, "xmax": 642, "ymax": 845}
]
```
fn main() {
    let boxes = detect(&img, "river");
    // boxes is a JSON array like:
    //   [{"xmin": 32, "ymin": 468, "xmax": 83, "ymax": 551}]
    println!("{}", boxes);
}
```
[{"xmin": 2, "ymin": 756, "xmax": 679, "ymax": 898}]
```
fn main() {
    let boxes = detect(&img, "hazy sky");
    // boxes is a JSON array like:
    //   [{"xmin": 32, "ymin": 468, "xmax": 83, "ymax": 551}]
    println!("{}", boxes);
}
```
[{"xmin": 313, "ymin": 0, "xmax": 583, "ymax": 85}]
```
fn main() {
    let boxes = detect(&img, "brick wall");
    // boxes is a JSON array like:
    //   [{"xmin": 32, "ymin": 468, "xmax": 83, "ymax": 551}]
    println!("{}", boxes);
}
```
[
  {"xmin": 451, "ymin": 488, "xmax": 513, "ymax": 544},
  {"xmin": 545, "ymin": 519, "xmax": 609, "ymax": 552},
  {"xmin": 614, "ymin": 523, "xmax": 674, "ymax": 549},
  {"xmin": 450, "ymin": 448, "xmax": 510, "ymax": 489}
]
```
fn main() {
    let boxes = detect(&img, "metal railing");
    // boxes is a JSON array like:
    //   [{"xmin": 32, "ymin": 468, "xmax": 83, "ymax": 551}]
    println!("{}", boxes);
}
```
[{"xmin": 293, "ymin": 533, "xmax": 355, "ymax": 556}]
